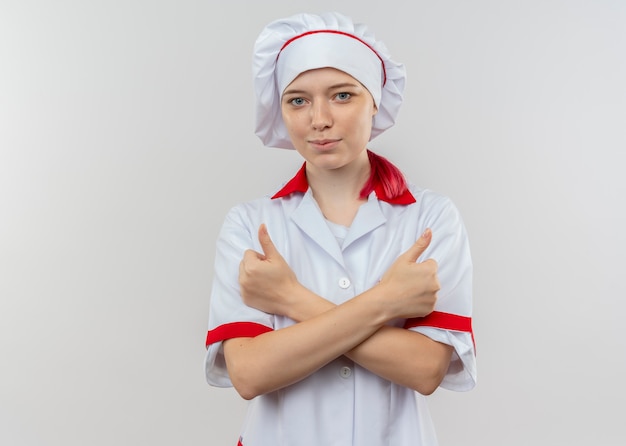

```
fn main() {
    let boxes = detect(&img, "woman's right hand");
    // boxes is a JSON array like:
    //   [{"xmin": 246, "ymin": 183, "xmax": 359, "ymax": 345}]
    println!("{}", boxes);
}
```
[
  {"xmin": 377, "ymin": 229, "xmax": 440, "ymax": 320},
  {"xmin": 239, "ymin": 224, "xmax": 301, "ymax": 317}
]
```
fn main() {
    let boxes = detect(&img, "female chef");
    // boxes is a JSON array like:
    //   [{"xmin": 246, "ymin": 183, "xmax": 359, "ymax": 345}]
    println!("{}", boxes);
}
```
[{"xmin": 204, "ymin": 11, "xmax": 477, "ymax": 446}]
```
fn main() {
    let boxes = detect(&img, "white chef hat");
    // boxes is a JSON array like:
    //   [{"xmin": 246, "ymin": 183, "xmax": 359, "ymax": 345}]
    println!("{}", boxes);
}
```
[{"xmin": 253, "ymin": 12, "xmax": 406, "ymax": 149}]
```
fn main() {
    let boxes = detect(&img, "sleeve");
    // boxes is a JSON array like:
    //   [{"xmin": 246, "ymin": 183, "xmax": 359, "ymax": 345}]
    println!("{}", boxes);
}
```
[
  {"xmin": 204, "ymin": 205, "xmax": 275, "ymax": 388},
  {"xmin": 405, "ymin": 191, "xmax": 477, "ymax": 392}
]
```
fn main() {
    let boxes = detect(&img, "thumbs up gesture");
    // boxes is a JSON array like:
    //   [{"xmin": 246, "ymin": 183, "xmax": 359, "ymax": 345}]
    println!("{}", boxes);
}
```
[
  {"xmin": 239, "ymin": 224, "xmax": 299, "ymax": 315},
  {"xmin": 377, "ymin": 229, "xmax": 440, "ymax": 319}
]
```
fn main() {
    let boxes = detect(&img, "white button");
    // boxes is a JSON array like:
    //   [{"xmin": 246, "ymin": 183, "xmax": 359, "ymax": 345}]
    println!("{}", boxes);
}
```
[
  {"xmin": 338, "ymin": 277, "xmax": 351, "ymax": 289},
  {"xmin": 339, "ymin": 366, "xmax": 352, "ymax": 378}
]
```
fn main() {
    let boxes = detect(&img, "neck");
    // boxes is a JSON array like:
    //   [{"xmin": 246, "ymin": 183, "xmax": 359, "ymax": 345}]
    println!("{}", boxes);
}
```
[{"xmin": 306, "ymin": 152, "xmax": 371, "ymax": 226}]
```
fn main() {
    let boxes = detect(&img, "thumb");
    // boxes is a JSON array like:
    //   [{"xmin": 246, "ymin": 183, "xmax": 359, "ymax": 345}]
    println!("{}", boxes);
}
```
[
  {"xmin": 403, "ymin": 228, "xmax": 432, "ymax": 263},
  {"xmin": 258, "ymin": 224, "xmax": 279, "ymax": 259}
]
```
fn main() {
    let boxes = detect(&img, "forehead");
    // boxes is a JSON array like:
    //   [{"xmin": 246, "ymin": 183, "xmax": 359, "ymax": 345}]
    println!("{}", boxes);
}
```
[{"xmin": 283, "ymin": 67, "xmax": 364, "ymax": 92}]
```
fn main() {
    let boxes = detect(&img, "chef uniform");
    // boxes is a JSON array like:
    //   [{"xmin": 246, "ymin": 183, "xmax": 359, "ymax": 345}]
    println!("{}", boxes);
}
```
[{"xmin": 205, "ymin": 12, "xmax": 477, "ymax": 446}]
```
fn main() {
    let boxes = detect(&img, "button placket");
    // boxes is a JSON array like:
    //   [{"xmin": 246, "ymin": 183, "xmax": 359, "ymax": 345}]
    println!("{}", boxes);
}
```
[{"xmin": 339, "ymin": 366, "xmax": 352, "ymax": 378}]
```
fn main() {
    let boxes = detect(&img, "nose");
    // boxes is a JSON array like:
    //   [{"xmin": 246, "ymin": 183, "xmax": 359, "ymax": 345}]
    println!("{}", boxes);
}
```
[{"xmin": 311, "ymin": 101, "xmax": 332, "ymax": 130}]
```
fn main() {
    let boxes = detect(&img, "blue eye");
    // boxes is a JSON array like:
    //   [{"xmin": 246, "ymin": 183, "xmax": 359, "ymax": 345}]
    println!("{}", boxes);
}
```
[
  {"xmin": 336, "ymin": 92, "xmax": 351, "ymax": 101},
  {"xmin": 290, "ymin": 97, "xmax": 306, "ymax": 106}
]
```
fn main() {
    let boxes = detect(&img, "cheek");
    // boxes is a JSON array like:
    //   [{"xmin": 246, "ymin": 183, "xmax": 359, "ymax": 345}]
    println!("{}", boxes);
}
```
[
  {"xmin": 356, "ymin": 108, "xmax": 375, "ymax": 133},
  {"xmin": 349, "ymin": 111, "xmax": 375, "ymax": 145},
  {"xmin": 281, "ymin": 111, "xmax": 308, "ymax": 151},
  {"xmin": 282, "ymin": 117, "xmax": 297, "ymax": 139},
  {"xmin": 281, "ymin": 109, "xmax": 299, "ymax": 133}
]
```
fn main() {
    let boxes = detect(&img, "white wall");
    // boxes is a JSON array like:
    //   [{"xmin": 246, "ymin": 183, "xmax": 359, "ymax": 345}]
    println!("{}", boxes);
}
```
[{"xmin": 1, "ymin": 1, "xmax": 624, "ymax": 445}]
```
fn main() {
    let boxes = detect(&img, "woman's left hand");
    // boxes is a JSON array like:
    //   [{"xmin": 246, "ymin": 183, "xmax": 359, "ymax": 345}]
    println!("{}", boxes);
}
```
[{"xmin": 239, "ymin": 224, "xmax": 300, "ymax": 316}]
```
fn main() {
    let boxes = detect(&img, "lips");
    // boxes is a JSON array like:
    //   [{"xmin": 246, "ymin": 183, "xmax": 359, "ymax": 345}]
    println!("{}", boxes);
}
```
[{"xmin": 309, "ymin": 139, "xmax": 340, "ymax": 150}]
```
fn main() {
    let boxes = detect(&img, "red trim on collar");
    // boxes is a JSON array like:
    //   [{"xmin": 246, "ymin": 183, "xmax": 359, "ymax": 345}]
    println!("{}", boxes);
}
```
[
  {"xmin": 374, "ymin": 182, "xmax": 416, "ymax": 205},
  {"xmin": 271, "ymin": 162, "xmax": 416, "ymax": 204},
  {"xmin": 271, "ymin": 163, "xmax": 309, "ymax": 198}
]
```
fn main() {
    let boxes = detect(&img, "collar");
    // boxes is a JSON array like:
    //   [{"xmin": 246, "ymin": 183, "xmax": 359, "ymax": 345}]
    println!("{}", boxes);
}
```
[{"xmin": 271, "ymin": 162, "xmax": 416, "ymax": 205}]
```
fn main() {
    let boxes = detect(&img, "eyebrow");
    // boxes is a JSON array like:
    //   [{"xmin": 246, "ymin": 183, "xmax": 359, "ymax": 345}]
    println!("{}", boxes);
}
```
[{"xmin": 282, "ymin": 82, "xmax": 362, "ymax": 96}]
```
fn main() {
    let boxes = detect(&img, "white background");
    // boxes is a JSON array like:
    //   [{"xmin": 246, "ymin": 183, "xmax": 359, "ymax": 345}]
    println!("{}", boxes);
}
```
[{"xmin": 1, "ymin": 1, "xmax": 625, "ymax": 445}]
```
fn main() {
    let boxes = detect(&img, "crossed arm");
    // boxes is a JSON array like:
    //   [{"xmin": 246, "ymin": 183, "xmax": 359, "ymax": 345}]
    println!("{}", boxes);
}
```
[{"xmin": 223, "ymin": 224, "xmax": 453, "ymax": 400}]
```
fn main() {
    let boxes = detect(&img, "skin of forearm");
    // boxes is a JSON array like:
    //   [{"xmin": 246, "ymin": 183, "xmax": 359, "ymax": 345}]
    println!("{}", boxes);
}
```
[
  {"xmin": 224, "ymin": 286, "xmax": 398, "ymax": 400},
  {"xmin": 285, "ymin": 285, "xmax": 453, "ymax": 395},
  {"xmin": 347, "ymin": 326, "xmax": 453, "ymax": 394}
]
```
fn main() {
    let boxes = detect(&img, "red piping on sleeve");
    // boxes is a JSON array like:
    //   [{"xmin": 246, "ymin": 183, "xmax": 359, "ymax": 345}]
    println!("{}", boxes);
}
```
[
  {"xmin": 404, "ymin": 311, "xmax": 475, "ymax": 351},
  {"xmin": 206, "ymin": 322, "xmax": 273, "ymax": 348}
]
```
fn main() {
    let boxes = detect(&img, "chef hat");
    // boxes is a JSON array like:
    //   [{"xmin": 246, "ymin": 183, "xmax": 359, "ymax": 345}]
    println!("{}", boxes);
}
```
[{"xmin": 253, "ymin": 12, "xmax": 406, "ymax": 149}]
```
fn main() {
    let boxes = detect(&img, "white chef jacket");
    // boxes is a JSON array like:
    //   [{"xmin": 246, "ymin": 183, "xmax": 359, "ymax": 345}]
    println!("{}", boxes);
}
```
[{"xmin": 205, "ymin": 163, "xmax": 477, "ymax": 446}]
